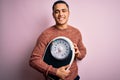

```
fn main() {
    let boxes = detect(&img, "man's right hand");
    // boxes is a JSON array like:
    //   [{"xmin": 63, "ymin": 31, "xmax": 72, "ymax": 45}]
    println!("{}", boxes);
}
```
[{"xmin": 56, "ymin": 65, "xmax": 71, "ymax": 80}]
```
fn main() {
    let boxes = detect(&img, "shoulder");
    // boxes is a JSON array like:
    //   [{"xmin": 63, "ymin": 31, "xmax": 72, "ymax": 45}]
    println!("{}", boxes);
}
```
[
  {"xmin": 42, "ymin": 26, "xmax": 55, "ymax": 34},
  {"xmin": 68, "ymin": 25, "xmax": 81, "ymax": 34},
  {"xmin": 68, "ymin": 25, "xmax": 83, "ymax": 40},
  {"xmin": 40, "ymin": 26, "xmax": 55, "ymax": 36},
  {"xmin": 37, "ymin": 26, "xmax": 55, "ymax": 42}
]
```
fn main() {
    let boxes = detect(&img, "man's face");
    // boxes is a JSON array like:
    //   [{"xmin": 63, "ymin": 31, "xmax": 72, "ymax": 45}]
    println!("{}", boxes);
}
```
[{"xmin": 53, "ymin": 3, "xmax": 69, "ymax": 25}]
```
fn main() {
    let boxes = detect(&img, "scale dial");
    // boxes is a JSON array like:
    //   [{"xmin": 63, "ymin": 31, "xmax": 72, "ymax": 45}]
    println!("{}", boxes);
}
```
[{"xmin": 50, "ymin": 39, "xmax": 71, "ymax": 60}]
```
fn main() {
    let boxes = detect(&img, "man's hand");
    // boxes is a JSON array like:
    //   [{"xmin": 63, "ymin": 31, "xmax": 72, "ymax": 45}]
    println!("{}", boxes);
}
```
[
  {"xmin": 56, "ymin": 65, "xmax": 71, "ymax": 80},
  {"xmin": 74, "ymin": 43, "xmax": 81, "ymax": 58}
]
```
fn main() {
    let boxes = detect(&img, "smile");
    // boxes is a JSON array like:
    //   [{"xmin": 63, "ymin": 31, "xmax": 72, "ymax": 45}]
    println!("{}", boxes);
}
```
[{"xmin": 58, "ymin": 17, "xmax": 65, "ymax": 21}]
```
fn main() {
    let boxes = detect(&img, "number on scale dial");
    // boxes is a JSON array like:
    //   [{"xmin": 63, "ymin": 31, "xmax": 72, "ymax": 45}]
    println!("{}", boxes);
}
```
[{"xmin": 51, "ymin": 39, "xmax": 71, "ymax": 60}]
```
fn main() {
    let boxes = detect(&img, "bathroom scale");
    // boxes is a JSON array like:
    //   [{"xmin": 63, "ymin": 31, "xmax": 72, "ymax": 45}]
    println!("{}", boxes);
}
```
[
  {"xmin": 43, "ymin": 36, "xmax": 75, "ymax": 70},
  {"xmin": 43, "ymin": 36, "xmax": 75, "ymax": 79}
]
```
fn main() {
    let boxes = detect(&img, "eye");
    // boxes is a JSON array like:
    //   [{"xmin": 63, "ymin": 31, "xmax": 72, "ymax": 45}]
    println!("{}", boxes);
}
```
[
  {"xmin": 54, "ymin": 10, "xmax": 59, "ymax": 14},
  {"xmin": 62, "ymin": 9, "xmax": 68, "ymax": 13}
]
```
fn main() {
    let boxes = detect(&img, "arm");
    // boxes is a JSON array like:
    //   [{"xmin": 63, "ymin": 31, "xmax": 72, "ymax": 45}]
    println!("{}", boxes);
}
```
[
  {"xmin": 74, "ymin": 41, "xmax": 86, "ymax": 60},
  {"xmin": 74, "ymin": 32, "xmax": 87, "ymax": 60},
  {"xmin": 29, "ymin": 34, "xmax": 57, "ymax": 76},
  {"xmin": 29, "ymin": 34, "xmax": 71, "ymax": 79}
]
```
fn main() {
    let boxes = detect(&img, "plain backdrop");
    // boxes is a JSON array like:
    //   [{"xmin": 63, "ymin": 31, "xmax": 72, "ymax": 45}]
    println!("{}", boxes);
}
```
[{"xmin": 0, "ymin": 0, "xmax": 120, "ymax": 80}]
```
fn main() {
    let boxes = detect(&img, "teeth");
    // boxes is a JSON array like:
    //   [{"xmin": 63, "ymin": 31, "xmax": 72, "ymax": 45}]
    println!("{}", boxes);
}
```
[{"xmin": 59, "ymin": 18, "xmax": 64, "ymax": 21}]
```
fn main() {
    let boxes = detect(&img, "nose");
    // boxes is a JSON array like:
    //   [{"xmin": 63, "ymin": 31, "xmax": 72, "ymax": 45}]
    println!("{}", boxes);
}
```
[{"xmin": 59, "ymin": 11, "xmax": 63, "ymax": 16}]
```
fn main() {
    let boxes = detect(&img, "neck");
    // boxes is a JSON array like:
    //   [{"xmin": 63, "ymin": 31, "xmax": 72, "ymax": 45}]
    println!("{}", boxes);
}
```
[{"xmin": 55, "ymin": 24, "xmax": 68, "ymax": 30}]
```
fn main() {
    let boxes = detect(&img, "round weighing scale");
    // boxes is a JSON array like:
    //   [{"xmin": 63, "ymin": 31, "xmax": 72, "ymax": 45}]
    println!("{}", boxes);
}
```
[
  {"xmin": 43, "ymin": 36, "xmax": 75, "ymax": 70},
  {"xmin": 43, "ymin": 36, "xmax": 75, "ymax": 79}
]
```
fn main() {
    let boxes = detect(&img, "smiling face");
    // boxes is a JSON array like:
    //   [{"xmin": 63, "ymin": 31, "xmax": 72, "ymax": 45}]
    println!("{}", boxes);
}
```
[{"xmin": 53, "ymin": 3, "xmax": 69, "ymax": 26}]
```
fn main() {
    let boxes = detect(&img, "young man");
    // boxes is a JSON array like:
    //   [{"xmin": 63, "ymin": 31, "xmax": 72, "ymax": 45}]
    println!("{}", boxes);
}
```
[{"xmin": 29, "ymin": 0, "xmax": 86, "ymax": 80}]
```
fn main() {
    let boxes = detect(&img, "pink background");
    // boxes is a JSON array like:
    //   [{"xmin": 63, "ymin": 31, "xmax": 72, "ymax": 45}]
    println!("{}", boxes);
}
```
[{"xmin": 1, "ymin": 0, "xmax": 120, "ymax": 80}]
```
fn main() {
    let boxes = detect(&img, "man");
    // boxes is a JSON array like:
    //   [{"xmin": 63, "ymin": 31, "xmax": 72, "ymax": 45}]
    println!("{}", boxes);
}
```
[{"xmin": 29, "ymin": 0, "xmax": 86, "ymax": 80}]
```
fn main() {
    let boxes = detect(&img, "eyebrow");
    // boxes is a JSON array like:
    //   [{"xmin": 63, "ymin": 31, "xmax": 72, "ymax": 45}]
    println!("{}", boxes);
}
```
[{"xmin": 54, "ymin": 8, "xmax": 68, "ymax": 11}]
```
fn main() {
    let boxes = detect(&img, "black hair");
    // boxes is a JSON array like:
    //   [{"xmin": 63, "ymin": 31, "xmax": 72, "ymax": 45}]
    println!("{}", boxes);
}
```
[{"xmin": 52, "ymin": 0, "xmax": 69, "ymax": 11}]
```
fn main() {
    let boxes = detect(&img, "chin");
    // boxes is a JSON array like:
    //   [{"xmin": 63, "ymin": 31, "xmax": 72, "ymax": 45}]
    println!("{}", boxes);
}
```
[
  {"xmin": 57, "ymin": 21, "xmax": 67, "ymax": 25},
  {"xmin": 57, "ymin": 23, "xmax": 66, "ymax": 25}
]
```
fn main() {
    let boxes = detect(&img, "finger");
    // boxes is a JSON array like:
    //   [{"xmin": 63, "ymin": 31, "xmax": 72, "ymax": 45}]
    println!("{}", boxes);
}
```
[
  {"xmin": 63, "ymin": 65, "xmax": 70, "ymax": 69},
  {"xmin": 74, "ymin": 46, "xmax": 78, "ymax": 50},
  {"xmin": 65, "ymin": 70, "xmax": 71, "ymax": 77},
  {"xmin": 64, "ymin": 65, "xmax": 70, "ymax": 68},
  {"xmin": 73, "ymin": 43, "xmax": 77, "ymax": 47},
  {"xmin": 74, "ymin": 47, "xmax": 79, "ymax": 53},
  {"xmin": 74, "ymin": 44, "xmax": 78, "ymax": 50},
  {"xmin": 75, "ymin": 50, "xmax": 80, "ymax": 54},
  {"xmin": 66, "ymin": 70, "xmax": 71, "ymax": 73}
]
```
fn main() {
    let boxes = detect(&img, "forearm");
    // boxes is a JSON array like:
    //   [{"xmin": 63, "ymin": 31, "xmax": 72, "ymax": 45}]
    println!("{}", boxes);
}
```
[
  {"xmin": 77, "ymin": 41, "xmax": 87, "ymax": 60},
  {"xmin": 76, "ymin": 47, "xmax": 86, "ymax": 60},
  {"xmin": 29, "ymin": 54, "xmax": 57, "ymax": 76},
  {"xmin": 29, "ymin": 44, "xmax": 57, "ymax": 76}
]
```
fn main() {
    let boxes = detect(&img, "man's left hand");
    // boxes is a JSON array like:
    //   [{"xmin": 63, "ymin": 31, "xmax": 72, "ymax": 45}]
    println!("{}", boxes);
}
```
[{"xmin": 74, "ymin": 43, "xmax": 81, "ymax": 58}]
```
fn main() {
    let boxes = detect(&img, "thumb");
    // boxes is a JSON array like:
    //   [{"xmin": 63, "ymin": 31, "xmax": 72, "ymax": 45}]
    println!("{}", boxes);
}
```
[{"xmin": 63, "ymin": 65, "xmax": 70, "ymax": 70}]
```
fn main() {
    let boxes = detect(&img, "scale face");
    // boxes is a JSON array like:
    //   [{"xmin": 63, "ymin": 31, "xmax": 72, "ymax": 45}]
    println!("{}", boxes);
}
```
[{"xmin": 50, "ymin": 39, "xmax": 71, "ymax": 60}]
